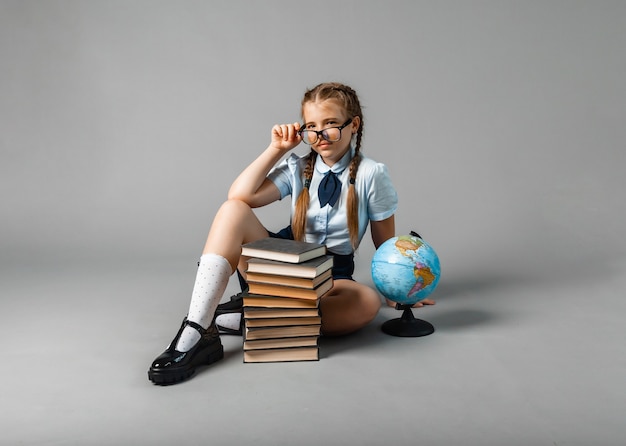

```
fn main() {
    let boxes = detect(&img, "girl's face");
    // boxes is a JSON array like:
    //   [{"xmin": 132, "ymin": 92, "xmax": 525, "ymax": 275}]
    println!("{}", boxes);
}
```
[{"xmin": 301, "ymin": 99, "xmax": 360, "ymax": 167}]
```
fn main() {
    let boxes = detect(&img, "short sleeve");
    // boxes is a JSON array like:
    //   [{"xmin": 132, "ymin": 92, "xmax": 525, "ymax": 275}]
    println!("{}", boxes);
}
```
[
  {"xmin": 366, "ymin": 162, "xmax": 398, "ymax": 221},
  {"xmin": 267, "ymin": 154, "xmax": 297, "ymax": 199}
]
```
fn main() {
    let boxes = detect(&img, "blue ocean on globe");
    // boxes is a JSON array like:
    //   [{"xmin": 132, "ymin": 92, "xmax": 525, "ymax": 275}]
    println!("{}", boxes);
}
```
[{"xmin": 371, "ymin": 234, "xmax": 441, "ymax": 305}]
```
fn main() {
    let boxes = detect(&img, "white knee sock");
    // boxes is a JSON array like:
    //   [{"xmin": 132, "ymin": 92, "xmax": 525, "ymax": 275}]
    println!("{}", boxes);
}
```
[
  {"xmin": 176, "ymin": 253, "xmax": 232, "ymax": 352},
  {"xmin": 215, "ymin": 313, "xmax": 242, "ymax": 331}
]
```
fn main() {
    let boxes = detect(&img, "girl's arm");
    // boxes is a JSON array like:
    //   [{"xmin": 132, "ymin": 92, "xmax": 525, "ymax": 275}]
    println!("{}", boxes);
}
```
[
  {"xmin": 370, "ymin": 215, "xmax": 395, "ymax": 249},
  {"xmin": 228, "ymin": 123, "xmax": 301, "ymax": 208}
]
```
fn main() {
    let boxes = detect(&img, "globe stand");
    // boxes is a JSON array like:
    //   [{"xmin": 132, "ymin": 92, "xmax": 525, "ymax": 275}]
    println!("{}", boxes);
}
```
[{"xmin": 381, "ymin": 304, "xmax": 435, "ymax": 337}]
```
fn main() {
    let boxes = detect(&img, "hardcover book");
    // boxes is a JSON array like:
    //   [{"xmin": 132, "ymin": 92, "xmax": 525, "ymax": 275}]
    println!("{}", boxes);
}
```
[
  {"xmin": 246, "ymin": 255, "xmax": 333, "ymax": 279},
  {"xmin": 242, "ymin": 293, "xmax": 320, "ymax": 309},
  {"xmin": 243, "ymin": 346, "xmax": 319, "ymax": 363},
  {"xmin": 247, "ymin": 277, "xmax": 333, "ymax": 300},
  {"xmin": 246, "ymin": 270, "xmax": 332, "ymax": 289},
  {"xmin": 244, "ymin": 324, "xmax": 321, "ymax": 340},
  {"xmin": 244, "ymin": 316, "xmax": 321, "ymax": 328},
  {"xmin": 241, "ymin": 238, "xmax": 327, "ymax": 263},
  {"xmin": 244, "ymin": 307, "xmax": 320, "ymax": 319},
  {"xmin": 243, "ymin": 335, "xmax": 319, "ymax": 351},
  {"xmin": 246, "ymin": 268, "xmax": 332, "ymax": 289}
]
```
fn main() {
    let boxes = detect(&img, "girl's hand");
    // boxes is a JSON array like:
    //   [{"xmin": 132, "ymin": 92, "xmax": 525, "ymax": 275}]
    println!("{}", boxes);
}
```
[
  {"xmin": 270, "ymin": 122, "xmax": 302, "ymax": 152},
  {"xmin": 386, "ymin": 298, "xmax": 436, "ymax": 308}
]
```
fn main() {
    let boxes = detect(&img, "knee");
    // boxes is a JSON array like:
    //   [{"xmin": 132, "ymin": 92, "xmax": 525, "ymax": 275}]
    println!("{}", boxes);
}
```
[
  {"xmin": 320, "ymin": 287, "xmax": 381, "ymax": 336},
  {"xmin": 345, "ymin": 288, "xmax": 382, "ymax": 328},
  {"xmin": 359, "ymin": 289, "xmax": 382, "ymax": 323},
  {"xmin": 217, "ymin": 198, "xmax": 253, "ymax": 217},
  {"xmin": 220, "ymin": 198, "xmax": 252, "ymax": 212}
]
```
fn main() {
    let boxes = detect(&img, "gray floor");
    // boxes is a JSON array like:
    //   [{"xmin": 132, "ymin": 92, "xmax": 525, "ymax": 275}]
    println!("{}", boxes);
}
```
[
  {"xmin": 1, "ymin": 248, "xmax": 624, "ymax": 446},
  {"xmin": 2, "ymin": 1, "xmax": 626, "ymax": 445}
]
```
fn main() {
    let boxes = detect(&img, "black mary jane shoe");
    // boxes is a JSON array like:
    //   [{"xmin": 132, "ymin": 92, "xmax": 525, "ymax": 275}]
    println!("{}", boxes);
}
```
[
  {"xmin": 215, "ymin": 292, "xmax": 245, "ymax": 336},
  {"xmin": 148, "ymin": 318, "xmax": 224, "ymax": 385},
  {"xmin": 215, "ymin": 291, "xmax": 245, "ymax": 316}
]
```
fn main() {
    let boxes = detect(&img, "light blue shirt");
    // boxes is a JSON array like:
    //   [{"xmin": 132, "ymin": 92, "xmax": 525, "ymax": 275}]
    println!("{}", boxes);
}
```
[{"xmin": 267, "ymin": 147, "xmax": 398, "ymax": 255}]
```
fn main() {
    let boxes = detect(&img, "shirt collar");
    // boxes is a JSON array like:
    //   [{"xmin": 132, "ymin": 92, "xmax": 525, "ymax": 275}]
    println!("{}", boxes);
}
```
[{"xmin": 314, "ymin": 146, "xmax": 355, "ymax": 175}]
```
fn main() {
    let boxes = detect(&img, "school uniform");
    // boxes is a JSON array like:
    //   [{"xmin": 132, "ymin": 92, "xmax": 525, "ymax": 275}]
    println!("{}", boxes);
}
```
[{"xmin": 267, "ymin": 147, "xmax": 398, "ymax": 280}]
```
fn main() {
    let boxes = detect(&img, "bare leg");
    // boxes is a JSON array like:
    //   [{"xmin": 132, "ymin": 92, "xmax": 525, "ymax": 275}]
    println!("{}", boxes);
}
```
[
  {"xmin": 320, "ymin": 280, "xmax": 382, "ymax": 336},
  {"xmin": 203, "ymin": 199, "xmax": 270, "ymax": 272}
]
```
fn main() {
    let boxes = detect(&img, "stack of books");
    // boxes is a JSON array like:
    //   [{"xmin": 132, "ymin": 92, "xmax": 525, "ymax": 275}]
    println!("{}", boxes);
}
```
[{"xmin": 240, "ymin": 237, "xmax": 334, "ymax": 363}]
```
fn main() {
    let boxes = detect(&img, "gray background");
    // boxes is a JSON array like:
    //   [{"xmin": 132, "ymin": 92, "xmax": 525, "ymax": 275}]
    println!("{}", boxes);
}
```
[{"xmin": 1, "ymin": 1, "xmax": 624, "ymax": 445}]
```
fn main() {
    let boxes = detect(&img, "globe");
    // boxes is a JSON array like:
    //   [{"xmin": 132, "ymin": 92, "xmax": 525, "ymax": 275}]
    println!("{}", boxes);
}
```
[{"xmin": 371, "ymin": 233, "xmax": 441, "ymax": 306}]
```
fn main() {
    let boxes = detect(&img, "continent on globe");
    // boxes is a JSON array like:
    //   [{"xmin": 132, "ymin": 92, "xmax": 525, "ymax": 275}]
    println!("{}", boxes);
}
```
[
  {"xmin": 395, "ymin": 235, "xmax": 423, "ymax": 256},
  {"xmin": 408, "ymin": 262, "xmax": 436, "ymax": 298}
]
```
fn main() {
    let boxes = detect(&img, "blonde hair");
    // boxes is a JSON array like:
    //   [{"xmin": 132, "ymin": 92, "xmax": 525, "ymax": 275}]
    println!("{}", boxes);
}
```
[{"xmin": 291, "ymin": 82, "xmax": 364, "ymax": 250}]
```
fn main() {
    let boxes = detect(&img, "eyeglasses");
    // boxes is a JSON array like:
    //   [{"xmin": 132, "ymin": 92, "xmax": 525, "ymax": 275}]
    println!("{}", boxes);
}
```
[{"xmin": 298, "ymin": 118, "xmax": 353, "ymax": 145}]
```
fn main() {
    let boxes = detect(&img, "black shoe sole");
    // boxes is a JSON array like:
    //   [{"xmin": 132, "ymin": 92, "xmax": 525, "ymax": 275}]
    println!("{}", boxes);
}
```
[
  {"xmin": 216, "ymin": 324, "xmax": 243, "ymax": 336},
  {"xmin": 148, "ymin": 344, "xmax": 224, "ymax": 386}
]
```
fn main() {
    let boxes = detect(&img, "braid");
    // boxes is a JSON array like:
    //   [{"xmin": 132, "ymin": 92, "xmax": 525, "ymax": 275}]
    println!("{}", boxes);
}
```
[
  {"xmin": 347, "ymin": 122, "xmax": 363, "ymax": 249},
  {"xmin": 292, "ymin": 150, "xmax": 317, "ymax": 242}
]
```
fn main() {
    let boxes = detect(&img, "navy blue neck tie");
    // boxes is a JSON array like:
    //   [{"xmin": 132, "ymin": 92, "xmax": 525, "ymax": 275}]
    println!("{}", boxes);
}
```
[{"xmin": 318, "ymin": 171, "xmax": 342, "ymax": 208}]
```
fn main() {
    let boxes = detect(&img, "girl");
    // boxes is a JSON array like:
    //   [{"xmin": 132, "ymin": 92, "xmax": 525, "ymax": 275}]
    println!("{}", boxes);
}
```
[{"xmin": 148, "ymin": 82, "xmax": 431, "ymax": 385}]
